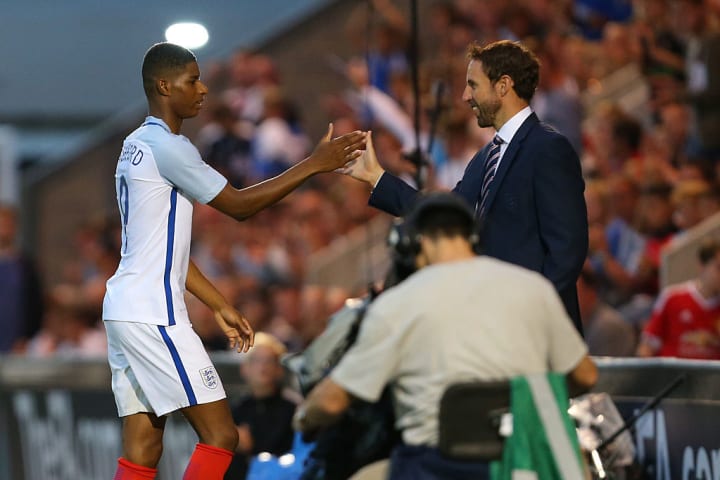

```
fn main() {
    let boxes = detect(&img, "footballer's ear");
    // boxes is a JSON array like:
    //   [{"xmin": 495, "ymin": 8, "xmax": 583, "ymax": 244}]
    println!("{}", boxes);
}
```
[{"xmin": 156, "ymin": 77, "xmax": 171, "ymax": 97}]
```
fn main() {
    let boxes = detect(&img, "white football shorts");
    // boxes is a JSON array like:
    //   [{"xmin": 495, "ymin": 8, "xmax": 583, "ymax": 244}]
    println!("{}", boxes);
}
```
[{"xmin": 105, "ymin": 320, "xmax": 227, "ymax": 417}]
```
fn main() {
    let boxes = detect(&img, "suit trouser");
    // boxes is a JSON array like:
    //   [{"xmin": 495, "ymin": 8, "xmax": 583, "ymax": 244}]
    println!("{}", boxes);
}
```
[{"xmin": 388, "ymin": 444, "xmax": 489, "ymax": 480}]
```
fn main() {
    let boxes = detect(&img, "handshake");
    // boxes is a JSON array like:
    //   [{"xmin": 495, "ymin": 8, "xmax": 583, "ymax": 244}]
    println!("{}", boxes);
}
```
[{"xmin": 308, "ymin": 125, "xmax": 385, "ymax": 186}]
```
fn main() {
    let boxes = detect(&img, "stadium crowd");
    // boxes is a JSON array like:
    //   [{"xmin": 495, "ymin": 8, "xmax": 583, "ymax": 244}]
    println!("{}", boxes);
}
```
[{"xmin": 3, "ymin": 0, "xmax": 720, "ymax": 363}]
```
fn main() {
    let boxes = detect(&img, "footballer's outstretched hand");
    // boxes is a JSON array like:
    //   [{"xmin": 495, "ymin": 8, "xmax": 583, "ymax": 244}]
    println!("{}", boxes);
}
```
[
  {"xmin": 214, "ymin": 306, "xmax": 255, "ymax": 353},
  {"xmin": 307, "ymin": 123, "xmax": 366, "ymax": 173}
]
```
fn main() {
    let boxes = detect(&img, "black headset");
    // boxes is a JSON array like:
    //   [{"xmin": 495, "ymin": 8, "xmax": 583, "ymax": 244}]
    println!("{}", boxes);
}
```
[{"xmin": 387, "ymin": 192, "xmax": 482, "ymax": 275}]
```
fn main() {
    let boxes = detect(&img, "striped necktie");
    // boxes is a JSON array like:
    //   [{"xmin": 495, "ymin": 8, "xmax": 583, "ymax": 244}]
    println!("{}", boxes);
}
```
[{"xmin": 477, "ymin": 135, "xmax": 503, "ymax": 216}]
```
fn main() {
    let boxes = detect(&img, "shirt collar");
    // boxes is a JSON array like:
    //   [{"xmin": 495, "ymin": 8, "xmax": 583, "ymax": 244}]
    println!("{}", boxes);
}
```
[
  {"xmin": 496, "ymin": 106, "xmax": 532, "ymax": 145},
  {"xmin": 142, "ymin": 116, "xmax": 172, "ymax": 133}
]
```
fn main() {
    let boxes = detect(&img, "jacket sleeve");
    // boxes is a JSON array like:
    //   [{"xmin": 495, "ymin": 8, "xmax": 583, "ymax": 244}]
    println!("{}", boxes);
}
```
[{"xmin": 368, "ymin": 172, "xmax": 420, "ymax": 217}]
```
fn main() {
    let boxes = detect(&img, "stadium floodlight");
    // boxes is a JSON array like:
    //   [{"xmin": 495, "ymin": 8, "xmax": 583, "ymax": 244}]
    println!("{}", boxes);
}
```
[{"xmin": 165, "ymin": 22, "xmax": 209, "ymax": 49}]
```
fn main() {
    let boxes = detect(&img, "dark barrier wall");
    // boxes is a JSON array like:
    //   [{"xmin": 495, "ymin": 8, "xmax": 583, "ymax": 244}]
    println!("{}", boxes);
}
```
[
  {"xmin": 592, "ymin": 358, "xmax": 720, "ymax": 479},
  {"xmin": 1, "ymin": 356, "xmax": 719, "ymax": 480},
  {"xmin": 0, "ymin": 355, "xmax": 247, "ymax": 480}
]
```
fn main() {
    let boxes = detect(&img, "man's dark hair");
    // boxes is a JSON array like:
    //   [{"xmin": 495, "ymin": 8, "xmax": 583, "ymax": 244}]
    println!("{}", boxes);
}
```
[
  {"xmin": 467, "ymin": 40, "xmax": 540, "ymax": 102},
  {"xmin": 698, "ymin": 238, "xmax": 720, "ymax": 265},
  {"xmin": 409, "ymin": 192, "xmax": 477, "ymax": 243},
  {"xmin": 415, "ymin": 204, "xmax": 474, "ymax": 241},
  {"xmin": 142, "ymin": 42, "xmax": 197, "ymax": 97}
]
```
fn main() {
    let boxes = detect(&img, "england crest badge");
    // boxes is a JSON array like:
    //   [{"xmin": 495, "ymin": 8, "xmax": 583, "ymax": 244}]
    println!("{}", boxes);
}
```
[{"xmin": 199, "ymin": 366, "xmax": 219, "ymax": 389}]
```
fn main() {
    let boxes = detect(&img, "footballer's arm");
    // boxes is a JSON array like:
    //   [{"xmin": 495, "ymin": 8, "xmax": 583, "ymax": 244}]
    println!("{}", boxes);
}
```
[
  {"xmin": 209, "ymin": 127, "xmax": 365, "ymax": 221},
  {"xmin": 185, "ymin": 260, "xmax": 254, "ymax": 352}
]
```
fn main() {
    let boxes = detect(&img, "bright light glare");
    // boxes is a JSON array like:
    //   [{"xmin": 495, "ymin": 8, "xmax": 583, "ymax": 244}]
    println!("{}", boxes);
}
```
[
  {"xmin": 165, "ymin": 22, "xmax": 209, "ymax": 49},
  {"xmin": 278, "ymin": 454, "xmax": 296, "ymax": 467},
  {"xmin": 256, "ymin": 452, "xmax": 273, "ymax": 462}
]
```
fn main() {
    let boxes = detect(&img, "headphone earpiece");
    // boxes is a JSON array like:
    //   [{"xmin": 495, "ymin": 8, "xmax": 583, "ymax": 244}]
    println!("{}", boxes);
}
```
[
  {"xmin": 388, "ymin": 193, "xmax": 484, "ymax": 277},
  {"xmin": 388, "ymin": 218, "xmax": 421, "ymax": 273},
  {"xmin": 468, "ymin": 231, "xmax": 481, "ymax": 252}
]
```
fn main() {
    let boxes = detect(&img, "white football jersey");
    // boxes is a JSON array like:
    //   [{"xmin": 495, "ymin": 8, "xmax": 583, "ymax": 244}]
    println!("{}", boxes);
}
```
[{"xmin": 103, "ymin": 116, "xmax": 227, "ymax": 325}]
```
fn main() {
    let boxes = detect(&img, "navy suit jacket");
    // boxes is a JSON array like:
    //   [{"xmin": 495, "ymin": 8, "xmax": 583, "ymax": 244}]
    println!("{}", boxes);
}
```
[{"xmin": 369, "ymin": 113, "xmax": 588, "ymax": 332}]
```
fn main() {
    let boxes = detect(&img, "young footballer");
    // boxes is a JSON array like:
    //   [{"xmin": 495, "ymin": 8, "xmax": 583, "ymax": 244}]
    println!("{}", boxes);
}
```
[{"xmin": 103, "ymin": 42, "xmax": 365, "ymax": 480}]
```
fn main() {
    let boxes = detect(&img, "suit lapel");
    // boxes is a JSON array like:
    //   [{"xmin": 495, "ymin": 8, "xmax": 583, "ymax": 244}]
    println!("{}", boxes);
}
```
[{"xmin": 481, "ymin": 113, "xmax": 539, "ymax": 215}]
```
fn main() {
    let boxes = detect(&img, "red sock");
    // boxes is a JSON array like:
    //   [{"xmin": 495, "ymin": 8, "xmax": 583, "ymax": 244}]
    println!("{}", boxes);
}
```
[
  {"xmin": 182, "ymin": 443, "xmax": 234, "ymax": 480},
  {"xmin": 113, "ymin": 458, "xmax": 157, "ymax": 480}
]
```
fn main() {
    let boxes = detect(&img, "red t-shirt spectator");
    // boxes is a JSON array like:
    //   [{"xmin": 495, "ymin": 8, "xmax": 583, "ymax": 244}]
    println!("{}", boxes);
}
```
[{"xmin": 641, "ymin": 281, "xmax": 720, "ymax": 359}]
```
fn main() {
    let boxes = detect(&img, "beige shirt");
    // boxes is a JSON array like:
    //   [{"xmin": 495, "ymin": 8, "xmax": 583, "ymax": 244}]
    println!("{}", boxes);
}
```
[{"xmin": 331, "ymin": 256, "xmax": 587, "ymax": 446}]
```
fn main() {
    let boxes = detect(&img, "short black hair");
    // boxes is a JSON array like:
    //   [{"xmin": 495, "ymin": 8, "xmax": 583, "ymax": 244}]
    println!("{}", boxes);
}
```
[
  {"xmin": 415, "ymin": 205, "xmax": 474, "ymax": 240},
  {"xmin": 409, "ymin": 192, "xmax": 476, "ymax": 241},
  {"xmin": 142, "ymin": 42, "xmax": 197, "ymax": 97}
]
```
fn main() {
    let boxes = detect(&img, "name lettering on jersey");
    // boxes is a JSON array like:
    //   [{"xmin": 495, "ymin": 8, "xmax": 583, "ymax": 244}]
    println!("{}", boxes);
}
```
[
  {"xmin": 199, "ymin": 366, "xmax": 219, "ymax": 389},
  {"xmin": 119, "ymin": 143, "xmax": 144, "ymax": 166}
]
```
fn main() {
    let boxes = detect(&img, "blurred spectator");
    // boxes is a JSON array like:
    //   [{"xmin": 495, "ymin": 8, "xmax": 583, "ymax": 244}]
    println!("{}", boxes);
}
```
[
  {"xmin": 295, "ymin": 283, "xmax": 351, "ymax": 347},
  {"xmin": 344, "ymin": 57, "xmax": 417, "ymax": 153},
  {"xmin": 252, "ymin": 87, "xmax": 311, "ymax": 179},
  {"xmin": 595, "ymin": 22, "xmax": 640, "ymax": 78},
  {"xmin": 226, "ymin": 332, "xmax": 298, "ymax": 480},
  {"xmin": 0, "ymin": 205, "xmax": 43, "ymax": 353},
  {"xmin": 532, "ymin": 38, "xmax": 585, "ymax": 155},
  {"xmin": 637, "ymin": 238, "xmax": 720, "ymax": 359},
  {"xmin": 605, "ymin": 175, "xmax": 647, "ymax": 279},
  {"xmin": 223, "ymin": 49, "xmax": 266, "ymax": 123},
  {"xmin": 423, "ymin": 1, "xmax": 461, "ymax": 59},
  {"xmin": 634, "ymin": 182, "xmax": 676, "ymax": 294},
  {"xmin": 676, "ymin": 157, "xmax": 714, "ymax": 182},
  {"xmin": 573, "ymin": 0, "xmax": 634, "ymax": 40},
  {"xmin": 655, "ymin": 101, "xmax": 692, "ymax": 168},
  {"xmin": 72, "ymin": 218, "xmax": 120, "ymax": 318},
  {"xmin": 577, "ymin": 267, "xmax": 637, "ymax": 356},
  {"xmin": 434, "ymin": 114, "xmax": 476, "ymax": 189},
  {"xmin": 325, "ymin": 174, "xmax": 379, "ymax": 234},
  {"xmin": 202, "ymin": 102, "xmax": 252, "ymax": 188},
  {"xmin": 264, "ymin": 283, "xmax": 303, "ymax": 352},
  {"xmin": 634, "ymin": 0, "xmax": 686, "ymax": 115},
  {"xmin": 345, "ymin": 0, "xmax": 409, "ymax": 95},
  {"xmin": 699, "ymin": 183, "xmax": 720, "ymax": 220},
  {"xmin": 586, "ymin": 179, "xmax": 644, "ymax": 309},
  {"xmin": 498, "ymin": 3, "xmax": 542, "ymax": 41},
  {"xmin": 610, "ymin": 112, "xmax": 646, "ymax": 181},
  {"xmin": 634, "ymin": 0, "xmax": 685, "ymax": 80},
  {"xmin": 26, "ymin": 286, "xmax": 106, "ymax": 358},
  {"xmin": 679, "ymin": 0, "xmax": 720, "ymax": 158},
  {"xmin": 670, "ymin": 179, "xmax": 714, "ymax": 234},
  {"xmin": 287, "ymin": 189, "xmax": 342, "ymax": 253},
  {"xmin": 585, "ymin": 180, "xmax": 609, "ymax": 225}
]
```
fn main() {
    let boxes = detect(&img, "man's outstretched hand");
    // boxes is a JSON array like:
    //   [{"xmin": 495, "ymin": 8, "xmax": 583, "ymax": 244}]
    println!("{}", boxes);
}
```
[{"xmin": 337, "ymin": 130, "xmax": 384, "ymax": 186}]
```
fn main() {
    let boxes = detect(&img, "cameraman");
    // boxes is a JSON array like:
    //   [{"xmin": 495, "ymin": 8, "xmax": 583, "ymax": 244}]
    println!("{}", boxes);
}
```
[{"xmin": 293, "ymin": 192, "xmax": 597, "ymax": 479}]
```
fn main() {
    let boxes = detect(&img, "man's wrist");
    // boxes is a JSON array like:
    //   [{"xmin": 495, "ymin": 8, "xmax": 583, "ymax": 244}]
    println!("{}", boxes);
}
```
[{"xmin": 371, "ymin": 171, "xmax": 385, "ymax": 191}]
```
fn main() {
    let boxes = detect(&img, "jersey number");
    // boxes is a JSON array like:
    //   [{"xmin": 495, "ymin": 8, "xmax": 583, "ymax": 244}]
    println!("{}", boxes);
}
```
[{"xmin": 119, "ymin": 175, "xmax": 129, "ymax": 253}]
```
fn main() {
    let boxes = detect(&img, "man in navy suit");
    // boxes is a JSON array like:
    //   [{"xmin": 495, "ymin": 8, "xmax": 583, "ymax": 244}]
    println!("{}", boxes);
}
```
[{"xmin": 341, "ymin": 40, "xmax": 588, "ymax": 332}]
